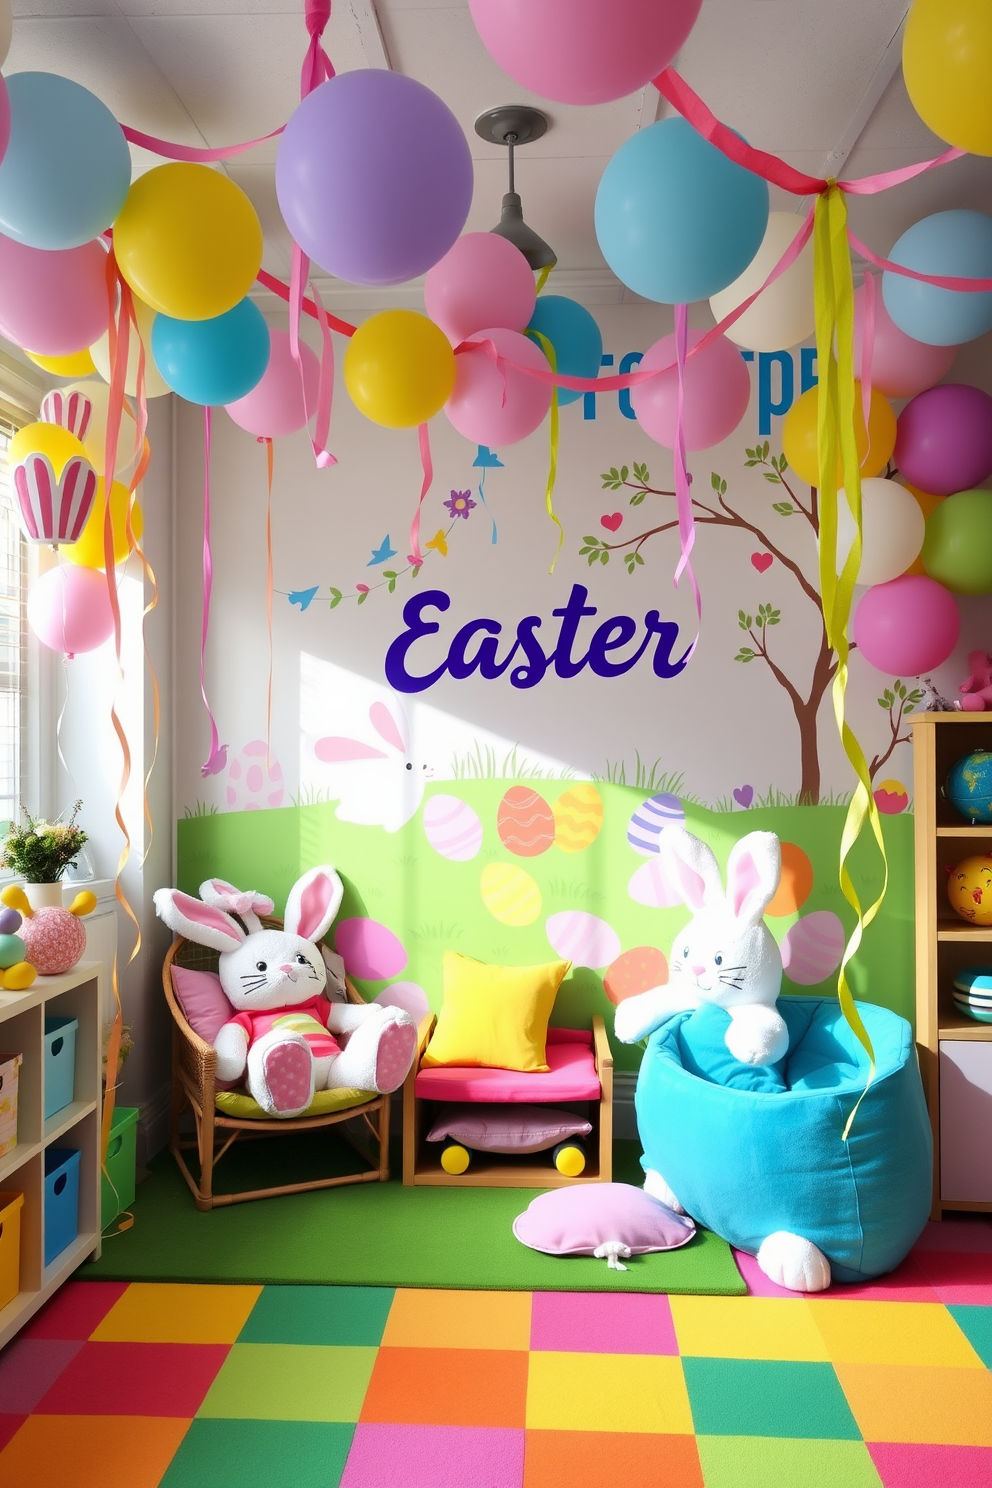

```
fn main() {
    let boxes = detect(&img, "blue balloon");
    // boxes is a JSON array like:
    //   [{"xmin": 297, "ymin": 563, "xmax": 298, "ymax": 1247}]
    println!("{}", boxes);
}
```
[
  {"xmin": 594, "ymin": 117, "xmax": 768, "ymax": 305},
  {"xmin": 883, "ymin": 210, "xmax": 992, "ymax": 347},
  {"xmin": 152, "ymin": 299, "xmax": 270, "ymax": 406},
  {"xmin": 0, "ymin": 73, "xmax": 131, "ymax": 249},
  {"xmin": 526, "ymin": 296, "xmax": 603, "ymax": 407}
]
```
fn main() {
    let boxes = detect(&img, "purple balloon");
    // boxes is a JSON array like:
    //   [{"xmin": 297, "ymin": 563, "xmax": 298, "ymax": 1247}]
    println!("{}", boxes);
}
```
[
  {"xmin": 0, "ymin": 908, "xmax": 21, "ymax": 935},
  {"xmin": 276, "ymin": 71, "xmax": 473, "ymax": 287},
  {"xmin": 895, "ymin": 384, "xmax": 992, "ymax": 497}
]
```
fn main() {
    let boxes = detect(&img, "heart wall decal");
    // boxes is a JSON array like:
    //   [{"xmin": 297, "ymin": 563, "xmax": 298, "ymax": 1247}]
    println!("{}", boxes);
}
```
[
  {"xmin": 601, "ymin": 512, "xmax": 623, "ymax": 533},
  {"xmin": 751, "ymin": 552, "xmax": 773, "ymax": 573}
]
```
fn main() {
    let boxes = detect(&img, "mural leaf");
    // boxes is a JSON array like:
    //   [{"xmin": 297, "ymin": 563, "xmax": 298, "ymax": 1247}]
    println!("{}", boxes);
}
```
[
  {"xmin": 735, "ymin": 648, "xmax": 756, "ymax": 662},
  {"xmin": 328, "ymin": 587, "xmax": 342, "ymax": 609},
  {"xmin": 633, "ymin": 462, "xmax": 649, "ymax": 483},
  {"xmin": 773, "ymin": 501, "xmax": 795, "ymax": 515},
  {"xmin": 630, "ymin": 490, "xmax": 646, "ymax": 506}
]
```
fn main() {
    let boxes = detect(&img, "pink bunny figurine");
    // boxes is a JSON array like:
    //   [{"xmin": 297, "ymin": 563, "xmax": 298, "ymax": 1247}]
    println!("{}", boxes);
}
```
[{"xmin": 958, "ymin": 651, "xmax": 992, "ymax": 712}]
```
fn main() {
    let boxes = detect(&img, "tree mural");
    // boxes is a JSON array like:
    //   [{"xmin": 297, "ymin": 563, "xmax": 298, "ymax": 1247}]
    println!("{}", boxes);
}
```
[{"xmin": 584, "ymin": 445, "xmax": 914, "ymax": 805}]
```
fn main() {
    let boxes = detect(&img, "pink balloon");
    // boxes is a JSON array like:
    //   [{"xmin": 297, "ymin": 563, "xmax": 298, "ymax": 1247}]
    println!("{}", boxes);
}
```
[
  {"xmin": 445, "ymin": 326, "xmax": 552, "ymax": 446},
  {"xmin": 424, "ymin": 233, "xmax": 536, "ymax": 345},
  {"xmin": 853, "ymin": 574, "xmax": 960, "ymax": 676},
  {"xmin": 469, "ymin": 0, "xmax": 702, "ymax": 105},
  {"xmin": 0, "ymin": 235, "xmax": 109, "ymax": 357},
  {"xmin": 630, "ymin": 330, "xmax": 751, "ymax": 451},
  {"xmin": 225, "ymin": 329, "xmax": 320, "ymax": 438},
  {"xmin": 28, "ymin": 565, "xmax": 115, "ymax": 657},
  {"xmin": 854, "ymin": 277, "xmax": 957, "ymax": 400}
]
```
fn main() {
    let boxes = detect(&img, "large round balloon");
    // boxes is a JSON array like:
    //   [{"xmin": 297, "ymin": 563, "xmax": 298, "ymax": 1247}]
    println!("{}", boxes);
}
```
[
  {"xmin": 596, "ymin": 118, "xmax": 769, "ymax": 305},
  {"xmin": 853, "ymin": 276, "xmax": 957, "ymax": 399},
  {"xmin": 835, "ymin": 478, "xmax": 926, "ymax": 586},
  {"xmin": 425, "ymin": 233, "xmax": 535, "ymax": 346},
  {"xmin": 526, "ymin": 296, "xmax": 603, "ymax": 407},
  {"xmin": 882, "ymin": 211, "xmax": 992, "ymax": 346},
  {"xmin": 468, "ymin": 0, "xmax": 702, "ymax": 105},
  {"xmin": 903, "ymin": 0, "xmax": 992, "ymax": 155},
  {"xmin": 113, "ymin": 163, "xmax": 263, "ymax": 322},
  {"xmin": 344, "ymin": 311, "xmax": 456, "ymax": 429},
  {"xmin": 0, "ymin": 74, "xmax": 131, "ymax": 249},
  {"xmin": 0, "ymin": 78, "xmax": 8, "ymax": 175},
  {"xmin": 710, "ymin": 211, "xmax": 815, "ymax": 351},
  {"xmin": 10, "ymin": 422, "xmax": 86, "ymax": 477},
  {"xmin": 782, "ymin": 384, "xmax": 897, "ymax": 489},
  {"xmin": 26, "ymin": 347, "xmax": 97, "ymax": 378},
  {"xmin": 921, "ymin": 489, "xmax": 992, "ymax": 595},
  {"xmin": 226, "ymin": 329, "xmax": 320, "ymax": 439},
  {"xmin": 60, "ymin": 381, "xmax": 143, "ymax": 481},
  {"xmin": 90, "ymin": 295, "xmax": 172, "ymax": 399},
  {"xmin": 0, "ymin": 235, "xmax": 109, "ymax": 357},
  {"xmin": 276, "ymin": 71, "xmax": 473, "ymax": 287},
  {"xmin": 151, "ymin": 299, "xmax": 270, "ymax": 407},
  {"xmin": 61, "ymin": 479, "xmax": 143, "ymax": 571},
  {"xmin": 630, "ymin": 330, "xmax": 750, "ymax": 450},
  {"xmin": 894, "ymin": 384, "xmax": 992, "ymax": 497},
  {"xmin": 28, "ymin": 564, "xmax": 115, "ymax": 656},
  {"xmin": 853, "ymin": 574, "xmax": 960, "ymax": 676},
  {"xmin": 445, "ymin": 326, "xmax": 551, "ymax": 446}
]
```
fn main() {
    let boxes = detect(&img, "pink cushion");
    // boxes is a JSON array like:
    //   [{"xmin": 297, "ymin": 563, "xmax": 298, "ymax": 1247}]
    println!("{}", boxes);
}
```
[
  {"xmin": 415, "ymin": 1038, "xmax": 601, "ymax": 1103},
  {"xmin": 170, "ymin": 965, "xmax": 238, "ymax": 1090},
  {"xmin": 513, "ymin": 1184, "xmax": 696, "ymax": 1259},
  {"xmin": 426, "ymin": 1103, "xmax": 592, "ymax": 1154}
]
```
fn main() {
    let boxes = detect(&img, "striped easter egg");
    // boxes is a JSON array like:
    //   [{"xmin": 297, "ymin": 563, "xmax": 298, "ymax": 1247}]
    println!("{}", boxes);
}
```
[
  {"xmin": 781, "ymin": 911, "xmax": 846, "ymax": 987},
  {"xmin": 552, "ymin": 783, "xmax": 604, "ymax": 853},
  {"xmin": 626, "ymin": 793, "xmax": 685, "ymax": 856},
  {"xmin": 481, "ymin": 862, "xmax": 542, "ymax": 927},
  {"xmin": 423, "ymin": 793, "xmax": 483, "ymax": 862},
  {"xmin": 41, "ymin": 387, "xmax": 93, "ymax": 441},
  {"xmin": 627, "ymin": 857, "xmax": 683, "ymax": 909},
  {"xmin": 545, "ymin": 910, "xmax": 621, "ymax": 970},
  {"xmin": 497, "ymin": 786, "xmax": 555, "ymax": 857}
]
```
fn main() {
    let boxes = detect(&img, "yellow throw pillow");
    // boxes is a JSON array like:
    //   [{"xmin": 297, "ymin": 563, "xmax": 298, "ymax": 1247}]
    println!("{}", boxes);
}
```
[{"xmin": 421, "ymin": 951, "xmax": 572, "ymax": 1073}]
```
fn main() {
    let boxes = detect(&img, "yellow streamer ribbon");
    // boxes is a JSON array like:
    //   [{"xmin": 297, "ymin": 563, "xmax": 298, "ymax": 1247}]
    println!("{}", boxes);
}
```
[
  {"xmin": 535, "ymin": 264, "xmax": 553, "ymax": 296},
  {"xmin": 528, "ymin": 328, "xmax": 562, "ymax": 572},
  {"xmin": 813, "ymin": 184, "xmax": 886, "ymax": 1137}
]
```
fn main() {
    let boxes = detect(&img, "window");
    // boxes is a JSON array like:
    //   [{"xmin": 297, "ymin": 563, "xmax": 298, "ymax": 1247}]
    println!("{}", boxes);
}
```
[{"xmin": 0, "ymin": 413, "xmax": 27, "ymax": 831}]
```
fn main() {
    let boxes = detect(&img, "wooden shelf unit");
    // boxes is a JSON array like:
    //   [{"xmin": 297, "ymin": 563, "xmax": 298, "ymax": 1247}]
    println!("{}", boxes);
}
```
[
  {"xmin": 911, "ymin": 715, "xmax": 992, "ymax": 1219},
  {"xmin": 0, "ymin": 962, "xmax": 102, "ymax": 1351}
]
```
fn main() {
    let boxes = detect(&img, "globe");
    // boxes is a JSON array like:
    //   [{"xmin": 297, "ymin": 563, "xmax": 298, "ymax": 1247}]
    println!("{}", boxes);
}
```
[{"xmin": 945, "ymin": 750, "xmax": 992, "ymax": 825}]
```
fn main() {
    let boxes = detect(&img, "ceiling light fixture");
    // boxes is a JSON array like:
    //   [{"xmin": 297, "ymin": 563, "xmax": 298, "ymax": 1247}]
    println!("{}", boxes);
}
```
[{"xmin": 474, "ymin": 105, "xmax": 557, "ymax": 272}]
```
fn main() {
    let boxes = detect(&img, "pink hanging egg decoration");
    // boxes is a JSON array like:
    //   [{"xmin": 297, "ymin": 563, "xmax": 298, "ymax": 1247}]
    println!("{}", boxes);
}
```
[{"xmin": 21, "ymin": 907, "xmax": 86, "ymax": 976}]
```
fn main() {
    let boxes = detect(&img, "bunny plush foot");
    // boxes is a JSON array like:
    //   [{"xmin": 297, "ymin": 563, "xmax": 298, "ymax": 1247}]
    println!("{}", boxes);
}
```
[
  {"xmin": 756, "ymin": 1231, "xmax": 832, "ymax": 1293},
  {"xmin": 328, "ymin": 1008, "xmax": 417, "ymax": 1094},
  {"xmin": 248, "ymin": 1032, "xmax": 315, "ymax": 1117},
  {"xmin": 643, "ymin": 1168, "xmax": 686, "ymax": 1215},
  {"xmin": 374, "ymin": 1017, "xmax": 418, "ymax": 1092}
]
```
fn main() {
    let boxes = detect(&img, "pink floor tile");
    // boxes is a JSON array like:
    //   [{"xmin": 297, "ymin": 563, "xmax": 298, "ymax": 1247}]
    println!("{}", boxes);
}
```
[
  {"xmin": 913, "ymin": 1250, "xmax": 992, "ymax": 1306},
  {"xmin": 22, "ymin": 1281, "xmax": 129, "ymax": 1340},
  {"xmin": 35, "ymin": 1340, "xmax": 229, "ymax": 1417},
  {"xmin": 735, "ymin": 1248, "xmax": 941, "ymax": 1301},
  {"xmin": 0, "ymin": 1339, "xmax": 83, "ymax": 1413},
  {"xmin": 869, "ymin": 1442, "xmax": 992, "ymax": 1488},
  {"xmin": 341, "ymin": 1424, "xmax": 525, "ymax": 1488},
  {"xmin": 914, "ymin": 1220, "xmax": 992, "ymax": 1255},
  {"xmin": 529, "ymin": 1290, "xmax": 678, "ymax": 1354}
]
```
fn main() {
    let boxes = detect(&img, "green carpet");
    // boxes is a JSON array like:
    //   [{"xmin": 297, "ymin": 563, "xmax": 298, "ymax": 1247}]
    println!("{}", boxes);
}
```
[{"xmin": 84, "ymin": 1135, "xmax": 745, "ymax": 1294}]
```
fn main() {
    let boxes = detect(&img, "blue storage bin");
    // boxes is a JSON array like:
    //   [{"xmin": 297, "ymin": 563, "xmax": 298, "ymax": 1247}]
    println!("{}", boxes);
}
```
[
  {"xmin": 44, "ymin": 1016, "xmax": 78, "ymax": 1120},
  {"xmin": 44, "ymin": 1147, "xmax": 80, "ymax": 1266}
]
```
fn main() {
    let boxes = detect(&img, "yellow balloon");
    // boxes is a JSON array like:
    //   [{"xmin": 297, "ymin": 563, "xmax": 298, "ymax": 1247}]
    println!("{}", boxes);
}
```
[
  {"xmin": 90, "ymin": 296, "xmax": 172, "ymax": 399},
  {"xmin": 61, "ymin": 480, "xmax": 144, "ymax": 570},
  {"xmin": 26, "ymin": 348, "xmax": 98, "ymax": 378},
  {"xmin": 10, "ymin": 422, "xmax": 87, "ymax": 477},
  {"xmin": 904, "ymin": 0, "xmax": 992, "ymax": 156},
  {"xmin": 113, "ymin": 163, "xmax": 263, "ymax": 322},
  {"xmin": 781, "ymin": 384, "xmax": 897, "ymax": 489},
  {"xmin": 344, "ymin": 311, "xmax": 456, "ymax": 429},
  {"xmin": 59, "ymin": 381, "xmax": 144, "ymax": 481}
]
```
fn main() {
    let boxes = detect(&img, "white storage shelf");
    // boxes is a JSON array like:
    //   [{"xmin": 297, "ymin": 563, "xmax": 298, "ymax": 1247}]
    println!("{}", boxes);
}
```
[{"xmin": 0, "ymin": 962, "xmax": 102, "ymax": 1352}]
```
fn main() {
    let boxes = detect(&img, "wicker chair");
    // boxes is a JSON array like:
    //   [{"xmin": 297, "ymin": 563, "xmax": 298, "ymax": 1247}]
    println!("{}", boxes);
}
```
[{"xmin": 163, "ymin": 919, "xmax": 391, "ymax": 1209}]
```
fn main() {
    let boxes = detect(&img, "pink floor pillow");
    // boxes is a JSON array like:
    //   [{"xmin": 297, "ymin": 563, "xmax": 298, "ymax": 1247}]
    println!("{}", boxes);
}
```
[{"xmin": 513, "ymin": 1182, "xmax": 696, "ymax": 1270}]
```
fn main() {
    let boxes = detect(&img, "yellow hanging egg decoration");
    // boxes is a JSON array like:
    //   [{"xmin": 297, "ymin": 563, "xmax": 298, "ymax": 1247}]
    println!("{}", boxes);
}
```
[
  {"xmin": 552, "ymin": 783, "xmax": 604, "ymax": 854},
  {"xmin": 480, "ymin": 862, "xmax": 542, "ymax": 928},
  {"xmin": 947, "ymin": 854, "xmax": 992, "ymax": 926}
]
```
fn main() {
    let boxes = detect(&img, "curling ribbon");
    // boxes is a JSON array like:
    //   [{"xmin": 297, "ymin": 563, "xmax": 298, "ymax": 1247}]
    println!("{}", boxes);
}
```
[
  {"xmin": 535, "ymin": 264, "xmax": 553, "ymax": 296},
  {"xmin": 408, "ymin": 423, "xmax": 434, "ymax": 568},
  {"xmin": 263, "ymin": 437, "xmax": 274, "ymax": 766},
  {"xmin": 200, "ymin": 406, "xmax": 228, "ymax": 777},
  {"xmin": 673, "ymin": 303, "xmax": 701, "ymax": 643},
  {"xmin": 526, "ymin": 330, "xmax": 563, "ymax": 571},
  {"xmin": 302, "ymin": 0, "xmax": 334, "ymax": 96}
]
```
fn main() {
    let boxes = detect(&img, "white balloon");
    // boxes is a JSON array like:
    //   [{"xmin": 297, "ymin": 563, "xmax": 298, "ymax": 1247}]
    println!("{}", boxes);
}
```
[
  {"xmin": 0, "ymin": 1, "xmax": 11, "ymax": 68},
  {"xmin": 90, "ymin": 295, "xmax": 171, "ymax": 399},
  {"xmin": 835, "ymin": 477, "xmax": 926, "ymax": 585},
  {"xmin": 710, "ymin": 211, "xmax": 814, "ymax": 352}
]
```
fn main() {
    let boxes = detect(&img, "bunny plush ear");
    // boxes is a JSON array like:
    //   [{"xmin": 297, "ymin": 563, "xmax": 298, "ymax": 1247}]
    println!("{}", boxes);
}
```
[
  {"xmin": 154, "ymin": 888, "xmax": 246, "ymax": 953},
  {"xmin": 199, "ymin": 878, "xmax": 274, "ymax": 933},
  {"xmin": 658, "ymin": 827, "xmax": 724, "ymax": 912},
  {"xmin": 726, "ymin": 832, "xmax": 781, "ymax": 927},
  {"xmin": 284, "ymin": 866, "xmax": 344, "ymax": 943}
]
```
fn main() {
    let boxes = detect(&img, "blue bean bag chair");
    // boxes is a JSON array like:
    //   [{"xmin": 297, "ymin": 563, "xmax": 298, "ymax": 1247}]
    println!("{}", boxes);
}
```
[{"xmin": 635, "ymin": 997, "xmax": 932, "ymax": 1282}]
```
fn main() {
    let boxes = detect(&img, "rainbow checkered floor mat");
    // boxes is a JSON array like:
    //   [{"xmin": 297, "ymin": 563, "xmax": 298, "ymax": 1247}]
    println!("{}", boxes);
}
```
[{"xmin": 0, "ymin": 1220, "xmax": 990, "ymax": 1488}]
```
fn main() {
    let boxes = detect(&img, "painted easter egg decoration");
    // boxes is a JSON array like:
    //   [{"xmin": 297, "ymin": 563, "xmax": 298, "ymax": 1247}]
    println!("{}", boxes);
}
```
[
  {"xmin": 0, "ymin": 908, "xmax": 21, "ymax": 935},
  {"xmin": 781, "ymin": 911, "xmax": 846, "ymax": 987},
  {"xmin": 480, "ymin": 862, "xmax": 542, "ymax": 927},
  {"xmin": 374, "ymin": 981, "xmax": 430, "ymax": 1022},
  {"xmin": 627, "ymin": 858, "xmax": 683, "ymax": 909},
  {"xmin": 546, "ymin": 911, "xmax": 621, "ymax": 970},
  {"xmin": 20, "ymin": 907, "xmax": 86, "ymax": 976},
  {"xmin": 873, "ymin": 779, "xmax": 909, "ymax": 815},
  {"xmin": 947, "ymin": 854, "xmax": 992, "ymax": 927},
  {"xmin": 226, "ymin": 740, "xmax": 284, "ymax": 811},
  {"xmin": 334, "ymin": 917, "xmax": 408, "ymax": 981},
  {"xmin": 0, "ymin": 932, "xmax": 25, "ymax": 969},
  {"xmin": 765, "ymin": 842, "xmax": 814, "ymax": 918},
  {"xmin": 497, "ymin": 786, "xmax": 555, "ymax": 857},
  {"xmin": 552, "ymin": 783, "xmax": 604, "ymax": 853},
  {"xmin": 626, "ymin": 793, "xmax": 685, "ymax": 856},
  {"xmin": 423, "ymin": 793, "xmax": 483, "ymax": 862},
  {"xmin": 603, "ymin": 946, "xmax": 669, "ymax": 1005}
]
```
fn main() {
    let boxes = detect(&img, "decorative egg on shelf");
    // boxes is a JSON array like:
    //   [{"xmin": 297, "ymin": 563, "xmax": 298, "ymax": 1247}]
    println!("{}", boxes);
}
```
[
  {"xmin": 946, "ymin": 854, "xmax": 992, "ymax": 927},
  {"xmin": 0, "ymin": 885, "xmax": 96, "ymax": 976}
]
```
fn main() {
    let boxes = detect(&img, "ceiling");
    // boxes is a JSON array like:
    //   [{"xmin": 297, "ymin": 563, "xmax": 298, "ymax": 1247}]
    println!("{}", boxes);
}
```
[{"xmin": 6, "ymin": 0, "xmax": 992, "ymax": 309}]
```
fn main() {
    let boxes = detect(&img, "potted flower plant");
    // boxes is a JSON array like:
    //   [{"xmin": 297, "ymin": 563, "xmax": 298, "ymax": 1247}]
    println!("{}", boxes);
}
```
[{"xmin": 2, "ymin": 800, "xmax": 89, "ymax": 911}]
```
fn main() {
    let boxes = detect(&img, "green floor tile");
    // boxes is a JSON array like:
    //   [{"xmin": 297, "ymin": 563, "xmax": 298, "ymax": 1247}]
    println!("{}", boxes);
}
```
[
  {"xmin": 947, "ymin": 1305, "xmax": 992, "ymax": 1369},
  {"xmin": 198, "ymin": 1343, "xmax": 377, "ymax": 1422},
  {"xmin": 696, "ymin": 1436, "xmax": 882, "ymax": 1488},
  {"xmin": 239, "ymin": 1285, "xmax": 395, "ymax": 1346},
  {"xmin": 683, "ymin": 1358, "xmax": 861, "ymax": 1440},
  {"xmin": 160, "ymin": 1419, "xmax": 354, "ymax": 1488}
]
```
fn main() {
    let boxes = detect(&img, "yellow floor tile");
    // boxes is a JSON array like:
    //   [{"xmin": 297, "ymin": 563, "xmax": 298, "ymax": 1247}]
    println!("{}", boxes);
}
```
[
  {"xmin": 527, "ymin": 1352, "xmax": 693, "ymax": 1435},
  {"xmin": 90, "ymin": 1282, "xmax": 263, "ymax": 1344},
  {"xmin": 670, "ymin": 1296, "xmax": 829, "ymax": 1361},
  {"xmin": 835, "ymin": 1363, "xmax": 992, "ymax": 1447},
  {"xmin": 380, "ymin": 1288, "xmax": 532, "ymax": 1351},
  {"xmin": 808, "ymin": 1300, "xmax": 987, "ymax": 1368}
]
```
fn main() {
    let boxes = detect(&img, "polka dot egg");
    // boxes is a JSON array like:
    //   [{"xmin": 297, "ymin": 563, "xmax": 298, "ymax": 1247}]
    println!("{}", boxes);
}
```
[
  {"xmin": 423, "ymin": 794, "xmax": 483, "ymax": 862},
  {"xmin": 227, "ymin": 740, "xmax": 284, "ymax": 811},
  {"xmin": 552, "ymin": 783, "xmax": 604, "ymax": 854},
  {"xmin": 480, "ymin": 862, "xmax": 542, "ymax": 927},
  {"xmin": 545, "ymin": 911, "xmax": 621, "ymax": 970},
  {"xmin": 497, "ymin": 787, "xmax": 555, "ymax": 858},
  {"xmin": 781, "ymin": 911, "xmax": 846, "ymax": 987},
  {"xmin": 604, "ymin": 946, "xmax": 669, "ymax": 1005},
  {"xmin": 21, "ymin": 908, "xmax": 86, "ymax": 976},
  {"xmin": 626, "ymin": 793, "xmax": 684, "ymax": 856}
]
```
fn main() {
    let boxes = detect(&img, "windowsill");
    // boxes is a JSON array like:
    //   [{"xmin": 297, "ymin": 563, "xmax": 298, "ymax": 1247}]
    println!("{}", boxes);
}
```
[{"xmin": 0, "ymin": 875, "xmax": 118, "ymax": 907}]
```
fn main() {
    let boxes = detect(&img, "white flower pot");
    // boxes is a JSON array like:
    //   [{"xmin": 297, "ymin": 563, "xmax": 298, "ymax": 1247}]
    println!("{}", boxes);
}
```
[{"xmin": 24, "ymin": 882, "xmax": 64, "ymax": 911}]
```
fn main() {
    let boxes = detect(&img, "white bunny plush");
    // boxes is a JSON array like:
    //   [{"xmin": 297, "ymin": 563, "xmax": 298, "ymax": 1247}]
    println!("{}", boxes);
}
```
[{"xmin": 155, "ymin": 867, "xmax": 417, "ymax": 1118}]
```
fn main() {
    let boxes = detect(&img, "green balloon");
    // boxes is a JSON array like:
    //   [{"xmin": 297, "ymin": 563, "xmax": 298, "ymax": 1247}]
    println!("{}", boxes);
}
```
[{"xmin": 922, "ymin": 488, "xmax": 992, "ymax": 595}]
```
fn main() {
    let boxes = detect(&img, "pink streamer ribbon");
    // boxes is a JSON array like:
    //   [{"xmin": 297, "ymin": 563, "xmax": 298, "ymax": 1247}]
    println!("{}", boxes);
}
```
[
  {"xmin": 120, "ymin": 123, "xmax": 283, "ymax": 162},
  {"xmin": 848, "ymin": 229, "xmax": 992, "ymax": 291},
  {"xmin": 302, "ymin": 0, "xmax": 335, "ymax": 96},
  {"xmin": 408, "ymin": 424, "xmax": 434, "ymax": 568},
  {"xmin": 200, "ymin": 406, "xmax": 228, "ymax": 778},
  {"xmin": 672, "ymin": 304, "xmax": 700, "ymax": 636}
]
